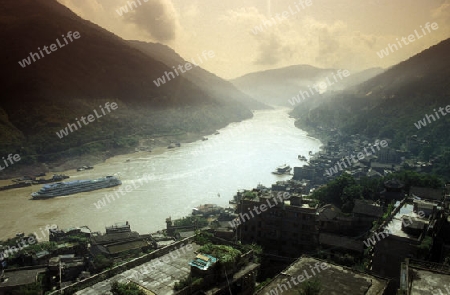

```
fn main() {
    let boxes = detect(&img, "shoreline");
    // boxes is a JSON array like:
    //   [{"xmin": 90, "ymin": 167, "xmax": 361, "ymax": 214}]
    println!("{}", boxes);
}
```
[
  {"xmin": 0, "ymin": 110, "xmax": 325, "ymax": 185},
  {"xmin": 0, "ymin": 129, "xmax": 225, "ymax": 182},
  {"xmin": 0, "ymin": 109, "xmax": 323, "ymax": 240},
  {"xmin": 293, "ymin": 120, "xmax": 328, "ymax": 154}
]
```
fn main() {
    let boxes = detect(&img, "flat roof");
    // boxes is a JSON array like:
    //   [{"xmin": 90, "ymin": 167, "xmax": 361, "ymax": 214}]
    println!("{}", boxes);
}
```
[
  {"xmin": 256, "ymin": 256, "xmax": 387, "ymax": 295},
  {"xmin": 410, "ymin": 268, "xmax": 450, "ymax": 295},
  {"xmin": 0, "ymin": 268, "xmax": 47, "ymax": 288},
  {"xmin": 76, "ymin": 243, "xmax": 200, "ymax": 295},
  {"xmin": 384, "ymin": 202, "xmax": 427, "ymax": 240}
]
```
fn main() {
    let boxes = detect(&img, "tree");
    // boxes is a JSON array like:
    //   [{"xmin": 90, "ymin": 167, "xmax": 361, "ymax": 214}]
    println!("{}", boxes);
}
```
[
  {"xmin": 341, "ymin": 185, "xmax": 363, "ymax": 212},
  {"xmin": 298, "ymin": 279, "xmax": 321, "ymax": 295},
  {"xmin": 110, "ymin": 281, "xmax": 145, "ymax": 295},
  {"xmin": 312, "ymin": 174, "xmax": 357, "ymax": 210},
  {"xmin": 93, "ymin": 254, "xmax": 113, "ymax": 271},
  {"xmin": 19, "ymin": 282, "xmax": 42, "ymax": 295}
]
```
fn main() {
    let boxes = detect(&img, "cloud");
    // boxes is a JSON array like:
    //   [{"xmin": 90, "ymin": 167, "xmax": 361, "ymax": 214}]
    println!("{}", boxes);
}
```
[
  {"xmin": 254, "ymin": 33, "xmax": 283, "ymax": 65},
  {"xmin": 432, "ymin": 0, "xmax": 450, "ymax": 27},
  {"xmin": 183, "ymin": 2, "xmax": 200, "ymax": 19},
  {"xmin": 123, "ymin": 0, "xmax": 180, "ymax": 42},
  {"xmin": 58, "ymin": 0, "xmax": 180, "ymax": 43},
  {"xmin": 221, "ymin": 6, "xmax": 381, "ymax": 70},
  {"xmin": 221, "ymin": 7, "xmax": 291, "ymax": 66},
  {"xmin": 221, "ymin": 7, "xmax": 262, "ymax": 24},
  {"xmin": 58, "ymin": 0, "xmax": 109, "ymax": 18}
]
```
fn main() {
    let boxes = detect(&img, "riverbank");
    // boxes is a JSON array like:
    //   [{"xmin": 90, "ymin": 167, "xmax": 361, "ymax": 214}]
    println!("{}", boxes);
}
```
[
  {"xmin": 0, "ymin": 109, "xmax": 323, "ymax": 239},
  {"xmin": 0, "ymin": 129, "xmax": 223, "ymax": 181},
  {"xmin": 293, "ymin": 120, "xmax": 332, "ymax": 146}
]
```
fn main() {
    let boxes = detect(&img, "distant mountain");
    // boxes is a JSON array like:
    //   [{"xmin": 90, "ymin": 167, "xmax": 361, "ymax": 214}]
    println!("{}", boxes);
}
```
[
  {"xmin": 128, "ymin": 41, "xmax": 269, "ymax": 110},
  {"xmin": 342, "ymin": 67, "xmax": 384, "ymax": 89},
  {"xmin": 291, "ymin": 38, "xmax": 450, "ymax": 168},
  {"xmin": 355, "ymin": 39, "xmax": 449, "ymax": 101},
  {"xmin": 0, "ymin": 0, "xmax": 252, "ymax": 172},
  {"xmin": 230, "ymin": 65, "xmax": 383, "ymax": 107}
]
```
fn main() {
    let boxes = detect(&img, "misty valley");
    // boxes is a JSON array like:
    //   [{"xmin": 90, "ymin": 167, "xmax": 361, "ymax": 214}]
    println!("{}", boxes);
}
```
[{"xmin": 1, "ymin": 1, "xmax": 449, "ymax": 294}]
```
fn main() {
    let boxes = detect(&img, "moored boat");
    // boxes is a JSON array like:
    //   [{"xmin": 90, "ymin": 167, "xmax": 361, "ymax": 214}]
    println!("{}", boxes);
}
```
[
  {"xmin": 298, "ymin": 155, "xmax": 307, "ymax": 161},
  {"xmin": 76, "ymin": 165, "xmax": 93, "ymax": 171},
  {"xmin": 272, "ymin": 164, "xmax": 292, "ymax": 175},
  {"xmin": 192, "ymin": 204, "xmax": 223, "ymax": 216}
]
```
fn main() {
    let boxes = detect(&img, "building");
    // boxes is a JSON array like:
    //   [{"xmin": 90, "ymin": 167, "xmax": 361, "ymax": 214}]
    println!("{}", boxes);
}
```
[
  {"xmin": 376, "ymin": 147, "xmax": 400, "ymax": 163},
  {"xmin": 317, "ymin": 204, "xmax": 353, "ymax": 235},
  {"xmin": 409, "ymin": 186, "xmax": 443, "ymax": 202},
  {"xmin": 256, "ymin": 256, "xmax": 388, "ymax": 295},
  {"xmin": 293, "ymin": 165, "xmax": 318, "ymax": 182},
  {"xmin": 71, "ymin": 240, "xmax": 200, "ymax": 295},
  {"xmin": 49, "ymin": 225, "xmax": 91, "ymax": 242},
  {"xmin": 234, "ymin": 190, "xmax": 318, "ymax": 257},
  {"xmin": 380, "ymin": 179, "xmax": 405, "ymax": 203},
  {"xmin": 370, "ymin": 199, "xmax": 440, "ymax": 289},
  {"xmin": 70, "ymin": 238, "xmax": 259, "ymax": 295},
  {"xmin": 0, "ymin": 267, "xmax": 47, "ymax": 295},
  {"xmin": 90, "ymin": 223, "xmax": 153, "ymax": 257},
  {"xmin": 398, "ymin": 258, "xmax": 450, "ymax": 295},
  {"xmin": 186, "ymin": 242, "xmax": 259, "ymax": 295},
  {"xmin": 352, "ymin": 199, "xmax": 384, "ymax": 232},
  {"xmin": 318, "ymin": 233, "xmax": 364, "ymax": 256},
  {"xmin": 48, "ymin": 254, "xmax": 85, "ymax": 283}
]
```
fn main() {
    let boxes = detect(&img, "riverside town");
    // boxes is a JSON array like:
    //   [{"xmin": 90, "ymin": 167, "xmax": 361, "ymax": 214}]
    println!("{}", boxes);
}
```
[
  {"xmin": 325, "ymin": 139, "xmax": 389, "ymax": 176},
  {"xmin": 228, "ymin": 191, "xmax": 290, "ymax": 228},
  {"xmin": 0, "ymin": 225, "xmax": 57, "ymax": 259},
  {"xmin": 3, "ymin": 1, "xmax": 450, "ymax": 295}
]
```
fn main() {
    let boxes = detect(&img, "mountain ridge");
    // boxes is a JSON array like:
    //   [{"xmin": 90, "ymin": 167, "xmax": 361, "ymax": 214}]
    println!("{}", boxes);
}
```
[
  {"xmin": 290, "ymin": 38, "xmax": 450, "ymax": 173},
  {"xmin": 128, "ymin": 40, "xmax": 270, "ymax": 110},
  {"xmin": 0, "ymin": 0, "xmax": 253, "ymax": 174},
  {"xmin": 230, "ymin": 64, "xmax": 384, "ymax": 107}
]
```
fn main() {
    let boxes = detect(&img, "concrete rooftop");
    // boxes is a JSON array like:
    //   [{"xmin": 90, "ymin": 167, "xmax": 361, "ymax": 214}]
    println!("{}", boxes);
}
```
[
  {"xmin": 385, "ymin": 202, "xmax": 427, "ymax": 240},
  {"xmin": 410, "ymin": 268, "xmax": 450, "ymax": 295},
  {"xmin": 76, "ymin": 243, "xmax": 200, "ymax": 295},
  {"xmin": 257, "ymin": 256, "xmax": 387, "ymax": 295}
]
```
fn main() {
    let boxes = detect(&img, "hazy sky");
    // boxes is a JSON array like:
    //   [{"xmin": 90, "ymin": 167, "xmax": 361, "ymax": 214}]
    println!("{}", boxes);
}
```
[{"xmin": 58, "ymin": 0, "xmax": 449, "ymax": 79}]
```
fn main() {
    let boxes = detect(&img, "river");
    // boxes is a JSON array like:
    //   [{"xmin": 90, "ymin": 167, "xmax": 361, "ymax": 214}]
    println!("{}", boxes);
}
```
[{"xmin": 0, "ymin": 108, "xmax": 322, "ymax": 239}]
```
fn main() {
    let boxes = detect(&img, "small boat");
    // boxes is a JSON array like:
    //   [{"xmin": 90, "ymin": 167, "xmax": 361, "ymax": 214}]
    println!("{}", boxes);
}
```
[
  {"xmin": 192, "ymin": 204, "xmax": 223, "ymax": 216},
  {"xmin": 77, "ymin": 166, "xmax": 93, "ymax": 171},
  {"xmin": 272, "ymin": 164, "xmax": 292, "ymax": 175}
]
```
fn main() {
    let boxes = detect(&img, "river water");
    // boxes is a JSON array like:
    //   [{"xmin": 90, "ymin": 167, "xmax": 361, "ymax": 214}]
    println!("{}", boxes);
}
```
[{"xmin": 0, "ymin": 108, "xmax": 322, "ymax": 239}]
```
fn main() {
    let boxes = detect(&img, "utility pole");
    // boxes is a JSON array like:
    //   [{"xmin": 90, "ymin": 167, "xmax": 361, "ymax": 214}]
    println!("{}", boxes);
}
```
[{"xmin": 59, "ymin": 259, "xmax": 62, "ymax": 294}]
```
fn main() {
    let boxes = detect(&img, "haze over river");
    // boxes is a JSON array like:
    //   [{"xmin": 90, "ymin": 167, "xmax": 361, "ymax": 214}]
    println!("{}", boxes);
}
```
[{"xmin": 0, "ymin": 108, "xmax": 322, "ymax": 239}]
